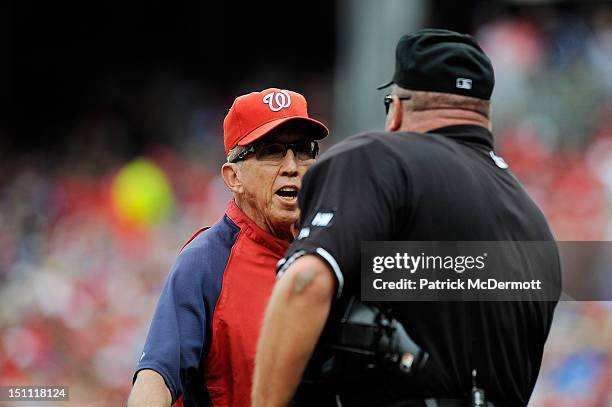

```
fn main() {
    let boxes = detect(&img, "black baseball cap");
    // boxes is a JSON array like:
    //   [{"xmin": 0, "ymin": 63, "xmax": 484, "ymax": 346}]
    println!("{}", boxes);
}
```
[{"xmin": 378, "ymin": 29, "xmax": 495, "ymax": 100}]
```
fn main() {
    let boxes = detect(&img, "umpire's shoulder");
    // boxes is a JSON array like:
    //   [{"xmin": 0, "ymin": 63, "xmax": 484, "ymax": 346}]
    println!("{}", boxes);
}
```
[
  {"xmin": 317, "ymin": 131, "xmax": 429, "ymax": 164},
  {"xmin": 318, "ymin": 131, "xmax": 387, "ymax": 161}
]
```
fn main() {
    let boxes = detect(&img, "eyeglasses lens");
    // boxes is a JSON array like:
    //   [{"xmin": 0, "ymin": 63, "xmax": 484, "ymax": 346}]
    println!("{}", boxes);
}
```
[{"xmin": 255, "ymin": 141, "xmax": 317, "ymax": 162}]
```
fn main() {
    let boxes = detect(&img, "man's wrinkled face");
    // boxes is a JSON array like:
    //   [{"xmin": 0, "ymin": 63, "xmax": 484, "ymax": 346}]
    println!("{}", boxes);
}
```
[{"xmin": 236, "ymin": 126, "xmax": 317, "ymax": 241}]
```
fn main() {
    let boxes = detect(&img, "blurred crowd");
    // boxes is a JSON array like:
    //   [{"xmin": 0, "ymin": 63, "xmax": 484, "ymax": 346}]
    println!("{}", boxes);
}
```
[
  {"xmin": 1, "ymin": 5, "xmax": 611, "ymax": 406},
  {"xmin": 0, "ymin": 146, "xmax": 232, "ymax": 405}
]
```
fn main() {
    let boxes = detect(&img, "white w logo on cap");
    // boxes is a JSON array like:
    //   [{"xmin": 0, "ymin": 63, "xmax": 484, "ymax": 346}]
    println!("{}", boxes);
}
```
[{"xmin": 263, "ymin": 90, "xmax": 292, "ymax": 112}]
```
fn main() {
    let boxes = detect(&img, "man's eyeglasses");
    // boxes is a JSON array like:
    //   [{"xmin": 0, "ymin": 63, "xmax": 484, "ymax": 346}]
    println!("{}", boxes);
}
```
[
  {"xmin": 384, "ymin": 94, "xmax": 412, "ymax": 114},
  {"xmin": 229, "ymin": 140, "xmax": 319, "ymax": 163}
]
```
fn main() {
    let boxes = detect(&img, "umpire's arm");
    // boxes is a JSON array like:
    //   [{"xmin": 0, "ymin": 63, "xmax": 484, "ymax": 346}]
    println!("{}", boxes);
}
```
[{"xmin": 252, "ymin": 254, "xmax": 335, "ymax": 407}]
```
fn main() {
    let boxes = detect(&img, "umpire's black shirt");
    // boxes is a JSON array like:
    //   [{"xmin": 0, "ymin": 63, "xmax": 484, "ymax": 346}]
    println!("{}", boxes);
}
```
[{"xmin": 279, "ymin": 125, "xmax": 560, "ymax": 406}]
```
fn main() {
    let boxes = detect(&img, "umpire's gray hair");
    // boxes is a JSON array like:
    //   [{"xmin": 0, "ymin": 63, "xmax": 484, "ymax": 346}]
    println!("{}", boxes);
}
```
[{"xmin": 393, "ymin": 85, "xmax": 491, "ymax": 119}]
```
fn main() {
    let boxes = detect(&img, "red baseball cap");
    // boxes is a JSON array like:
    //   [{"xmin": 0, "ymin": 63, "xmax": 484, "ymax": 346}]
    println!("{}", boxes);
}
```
[{"xmin": 223, "ymin": 88, "xmax": 329, "ymax": 155}]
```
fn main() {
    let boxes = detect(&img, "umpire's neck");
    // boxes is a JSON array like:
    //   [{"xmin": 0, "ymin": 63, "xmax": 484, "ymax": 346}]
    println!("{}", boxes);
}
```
[
  {"xmin": 385, "ymin": 90, "xmax": 492, "ymax": 134},
  {"xmin": 387, "ymin": 108, "xmax": 491, "ymax": 134}
]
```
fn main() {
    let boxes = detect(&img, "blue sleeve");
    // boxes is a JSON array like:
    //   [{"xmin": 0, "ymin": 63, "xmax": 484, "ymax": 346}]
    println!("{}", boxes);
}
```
[
  {"xmin": 133, "ymin": 216, "xmax": 238, "ymax": 404},
  {"xmin": 134, "ymin": 250, "xmax": 216, "ymax": 402},
  {"xmin": 134, "ymin": 247, "xmax": 209, "ymax": 402}
]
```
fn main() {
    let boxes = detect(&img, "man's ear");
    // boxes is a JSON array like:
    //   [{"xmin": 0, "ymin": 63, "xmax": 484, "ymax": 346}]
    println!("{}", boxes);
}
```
[
  {"xmin": 385, "ymin": 95, "xmax": 403, "ymax": 132},
  {"xmin": 221, "ymin": 163, "xmax": 244, "ymax": 194}
]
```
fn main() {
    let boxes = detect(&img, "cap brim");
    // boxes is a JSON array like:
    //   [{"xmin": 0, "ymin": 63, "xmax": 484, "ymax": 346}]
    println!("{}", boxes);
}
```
[
  {"xmin": 377, "ymin": 80, "xmax": 394, "ymax": 90},
  {"xmin": 236, "ymin": 116, "xmax": 329, "ymax": 147}
]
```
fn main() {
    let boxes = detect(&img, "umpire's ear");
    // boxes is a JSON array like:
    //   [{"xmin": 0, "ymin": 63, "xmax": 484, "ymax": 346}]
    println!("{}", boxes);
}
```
[
  {"xmin": 385, "ymin": 94, "xmax": 403, "ymax": 132},
  {"xmin": 221, "ymin": 163, "xmax": 244, "ymax": 194}
]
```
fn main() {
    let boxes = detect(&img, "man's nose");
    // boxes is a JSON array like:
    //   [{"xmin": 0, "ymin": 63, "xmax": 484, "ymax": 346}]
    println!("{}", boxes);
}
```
[{"xmin": 280, "ymin": 149, "xmax": 299, "ymax": 176}]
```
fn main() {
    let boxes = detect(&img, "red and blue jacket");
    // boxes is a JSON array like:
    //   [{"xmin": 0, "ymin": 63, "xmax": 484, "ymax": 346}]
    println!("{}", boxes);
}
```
[{"xmin": 134, "ymin": 199, "xmax": 289, "ymax": 407}]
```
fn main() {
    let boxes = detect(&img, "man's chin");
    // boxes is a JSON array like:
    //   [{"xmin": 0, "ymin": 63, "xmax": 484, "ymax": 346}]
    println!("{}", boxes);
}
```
[
  {"xmin": 272, "ymin": 199, "xmax": 298, "ymax": 216},
  {"xmin": 270, "ymin": 212, "xmax": 299, "ymax": 239}
]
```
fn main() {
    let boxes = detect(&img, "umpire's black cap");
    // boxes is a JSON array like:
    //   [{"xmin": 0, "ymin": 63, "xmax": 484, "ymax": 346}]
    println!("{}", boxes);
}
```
[{"xmin": 378, "ymin": 29, "xmax": 495, "ymax": 100}]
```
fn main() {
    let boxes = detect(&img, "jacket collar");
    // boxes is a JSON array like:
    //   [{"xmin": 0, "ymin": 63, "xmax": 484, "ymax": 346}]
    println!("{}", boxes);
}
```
[
  {"xmin": 426, "ymin": 124, "xmax": 494, "ymax": 149},
  {"xmin": 225, "ymin": 199, "xmax": 290, "ymax": 256}
]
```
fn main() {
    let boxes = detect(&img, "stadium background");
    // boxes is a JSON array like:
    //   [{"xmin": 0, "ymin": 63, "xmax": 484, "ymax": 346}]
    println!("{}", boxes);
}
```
[{"xmin": 0, "ymin": 0, "xmax": 610, "ymax": 405}]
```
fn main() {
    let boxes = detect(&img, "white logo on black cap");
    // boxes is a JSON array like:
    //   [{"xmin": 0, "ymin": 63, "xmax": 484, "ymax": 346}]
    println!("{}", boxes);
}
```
[
  {"xmin": 456, "ymin": 78, "xmax": 473, "ymax": 90},
  {"xmin": 263, "ymin": 90, "xmax": 292, "ymax": 112}
]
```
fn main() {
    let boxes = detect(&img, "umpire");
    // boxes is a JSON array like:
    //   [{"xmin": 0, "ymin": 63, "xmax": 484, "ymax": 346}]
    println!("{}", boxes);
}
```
[{"xmin": 252, "ymin": 29, "xmax": 560, "ymax": 407}]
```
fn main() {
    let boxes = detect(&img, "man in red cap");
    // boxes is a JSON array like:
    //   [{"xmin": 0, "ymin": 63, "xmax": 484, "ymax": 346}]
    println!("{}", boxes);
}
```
[{"xmin": 127, "ymin": 88, "xmax": 328, "ymax": 407}]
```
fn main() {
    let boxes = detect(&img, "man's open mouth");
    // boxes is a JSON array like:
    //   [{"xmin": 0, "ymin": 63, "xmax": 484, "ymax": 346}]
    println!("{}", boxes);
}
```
[{"xmin": 275, "ymin": 186, "xmax": 299, "ymax": 199}]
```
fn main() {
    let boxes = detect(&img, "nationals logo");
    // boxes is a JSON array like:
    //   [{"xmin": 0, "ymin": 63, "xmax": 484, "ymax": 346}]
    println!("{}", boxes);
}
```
[{"xmin": 263, "ymin": 90, "xmax": 291, "ymax": 112}]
